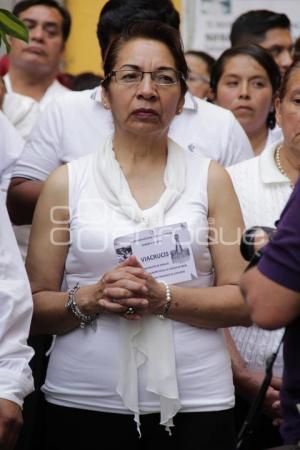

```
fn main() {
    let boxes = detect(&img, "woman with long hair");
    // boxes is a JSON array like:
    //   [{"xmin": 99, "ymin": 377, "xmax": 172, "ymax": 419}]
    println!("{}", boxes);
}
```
[{"xmin": 210, "ymin": 45, "xmax": 281, "ymax": 155}]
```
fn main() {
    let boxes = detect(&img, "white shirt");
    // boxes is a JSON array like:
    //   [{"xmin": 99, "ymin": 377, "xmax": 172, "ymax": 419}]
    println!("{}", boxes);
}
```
[
  {"xmin": 3, "ymin": 74, "xmax": 69, "ymax": 140},
  {"xmin": 3, "ymin": 74, "xmax": 69, "ymax": 259},
  {"xmin": 0, "ymin": 111, "xmax": 24, "ymax": 199},
  {"xmin": 43, "ymin": 145, "xmax": 234, "ymax": 414},
  {"xmin": 227, "ymin": 141, "xmax": 292, "ymax": 376},
  {"xmin": 264, "ymin": 126, "xmax": 283, "ymax": 152},
  {"xmin": 0, "ymin": 197, "xmax": 34, "ymax": 407},
  {"xmin": 12, "ymin": 88, "xmax": 253, "ymax": 181}
]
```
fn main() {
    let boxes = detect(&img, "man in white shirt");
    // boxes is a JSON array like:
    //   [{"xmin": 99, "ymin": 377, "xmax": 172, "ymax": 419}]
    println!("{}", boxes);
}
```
[
  {"xmin": 2, "ymin": 0, "xmax": 71, "ymax": 138},
  {"xmin": 230, "ymin": 10, "xmax": 293, "ymax": 78},
  {"xmin": 0, "ymin": 116, "xmax": 33, "ymax": 450},
  {"xmin": 7, "ymin": 0, "xmax": 253, "ymax": 226},
  {"xmin": 0, "ymin": 111, "xmax": 24, "ymax": 199},
  {"xmin": 0, "ymin": 196, "xmax": 34, "ymax": 450}
]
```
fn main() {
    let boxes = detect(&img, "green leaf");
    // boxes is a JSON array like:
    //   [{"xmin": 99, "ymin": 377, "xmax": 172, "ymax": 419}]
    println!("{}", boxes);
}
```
[
  {"xmin": 0, "ymin": 9, "xmax": 28, "ymax": 44},
  {"xmin": 0, "ymin": 28, "xmax": 10, "ymax": 53}
]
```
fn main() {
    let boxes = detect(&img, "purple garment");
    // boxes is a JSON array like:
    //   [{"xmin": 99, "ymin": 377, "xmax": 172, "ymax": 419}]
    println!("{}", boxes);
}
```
[{"xmin": 258, "ymin": 178, "xmax": 300, "ymax": 444}]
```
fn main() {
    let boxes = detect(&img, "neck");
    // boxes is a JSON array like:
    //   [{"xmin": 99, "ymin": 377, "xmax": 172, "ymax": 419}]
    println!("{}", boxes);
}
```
[
  {"xmin": 8, "ymin": 65, "xmax": 57, "ymax": 101},
  {"xmin": 279, "ymin": 144, "xmax": 300, "ymax": 186},
  {"xmin": 112, "ymin": 131, "xmax": 169, "ymax": 210},
  {"xmin": 247, "ymin": 126, "xmax": 268, "ymax": 156},
  {"xmin": 112, "ymin": 132, "xmax": 168, "ymax": 175}
]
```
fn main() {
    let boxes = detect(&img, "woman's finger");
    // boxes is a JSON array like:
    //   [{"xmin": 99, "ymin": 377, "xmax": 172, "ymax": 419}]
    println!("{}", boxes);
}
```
[
  {"xmin": 102, "ymin": 269, "xmax": 147, "ymax": 285},
  {"xmin": 98, "ymin": 297, "xmax": 147, "ymax": 314},
  {"xmin": 117, "ymin": 255, "xmax": 143, "ymax": 269}
]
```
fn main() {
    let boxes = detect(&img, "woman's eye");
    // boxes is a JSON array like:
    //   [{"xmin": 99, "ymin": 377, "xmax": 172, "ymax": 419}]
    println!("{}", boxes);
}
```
[
  {"xmin": 226, "ymin": 81, "xmax": 238, "ymax": 87},
  {"xmin": 252, "ymin": 81, "xmax": 265, "ymax": 88},
  {"xmin": 156, "ymin": 75, "xmax": 173, "ymax": 83},
  {"xmin": 121, "ymin": 72, "xmax": 139, "ymax": 81}
]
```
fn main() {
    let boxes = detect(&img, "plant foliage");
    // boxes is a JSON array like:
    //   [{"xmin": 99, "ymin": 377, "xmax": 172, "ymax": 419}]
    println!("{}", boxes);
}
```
[{"xmin": 0, "ymin": 8, "xmax": 28, "ymax": 53}]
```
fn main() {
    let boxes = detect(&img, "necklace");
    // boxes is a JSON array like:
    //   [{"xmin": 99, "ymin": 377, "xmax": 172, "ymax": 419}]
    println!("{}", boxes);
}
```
[{"xmin": 274, "ymin": 145, "xmax": 295, "ymax": 188}]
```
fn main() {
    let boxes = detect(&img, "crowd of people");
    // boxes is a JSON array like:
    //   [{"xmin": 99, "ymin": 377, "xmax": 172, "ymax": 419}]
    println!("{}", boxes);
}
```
[{"xmin": 1, "ymin": 1, "xmax": 300, "ymax": 449}]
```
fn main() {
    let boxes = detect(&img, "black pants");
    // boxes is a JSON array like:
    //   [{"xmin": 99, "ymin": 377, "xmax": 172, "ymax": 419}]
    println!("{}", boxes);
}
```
[
  {"xmin": 45, "ymin": 403, "xmax": 235, "ymax": 450},
  {"xmin": 15, "ymin": 335, "xmax": 52, "ymax": 450},
  {"xmin": 235, "ymin": 394, "xmax": 283, "ymax": 450}
]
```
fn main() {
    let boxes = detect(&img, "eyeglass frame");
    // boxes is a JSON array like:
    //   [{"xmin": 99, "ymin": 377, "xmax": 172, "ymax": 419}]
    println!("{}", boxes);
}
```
[{"xmin": 103, "ymin": 68, "xmax": 185, "ymax": 86}]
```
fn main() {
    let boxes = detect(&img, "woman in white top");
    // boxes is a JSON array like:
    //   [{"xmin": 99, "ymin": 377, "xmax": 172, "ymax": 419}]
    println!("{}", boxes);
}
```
[
  {"xmin": 26, "ymin": 21, "xmax": 249, "ymax": 450},
  {"xmin": 226, "ymin": 60, "xmax": 300, "ymax": 449},
  {"xmin": 185, "ymin": 50, "xmax": 215, "ymax": 99},
  {"xmin": 210, "ymin": 45, "xmax": 282, "ymax": 155}
]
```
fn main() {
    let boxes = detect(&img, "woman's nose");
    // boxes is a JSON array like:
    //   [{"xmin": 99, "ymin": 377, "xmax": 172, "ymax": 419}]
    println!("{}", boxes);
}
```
[
  {"xmin": 239, "ymin": 82, "xmax": 250, "ymax": 99},
  {"xmin": 136, "ymin": 73, "xmax": 157, "ymax": 99}
]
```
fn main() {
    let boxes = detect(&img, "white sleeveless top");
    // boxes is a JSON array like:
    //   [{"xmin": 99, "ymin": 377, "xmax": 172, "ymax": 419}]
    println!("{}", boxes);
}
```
[{"xmin": 43, "ymin": 140, "xmax": 234, "ymax": 415}]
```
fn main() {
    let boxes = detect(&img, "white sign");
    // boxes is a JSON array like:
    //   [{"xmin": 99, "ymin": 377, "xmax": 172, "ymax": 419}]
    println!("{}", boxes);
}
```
[
  {"xmin": 114, "ymin": 222, "xmax": 197, "ymax": 284},
  {"xmin": 181, "ymin": 0, "xmax": 300, "ymax": 58}
]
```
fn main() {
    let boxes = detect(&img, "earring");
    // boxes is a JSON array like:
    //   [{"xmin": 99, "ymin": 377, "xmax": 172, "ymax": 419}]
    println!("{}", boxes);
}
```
[{"xmin": 267, "ymin": 106, "xmax": 276, "ymax": 129}]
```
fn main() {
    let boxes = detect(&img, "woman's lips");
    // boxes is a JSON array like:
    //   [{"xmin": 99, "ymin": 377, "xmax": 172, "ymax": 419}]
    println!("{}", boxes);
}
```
[
  {"xmin": 132, "ymin": 108, "xmax": 158, "ymax": 118},
  {"xmin": 235, "ymin": 105, "xmax": 253, "ymax": 112}
]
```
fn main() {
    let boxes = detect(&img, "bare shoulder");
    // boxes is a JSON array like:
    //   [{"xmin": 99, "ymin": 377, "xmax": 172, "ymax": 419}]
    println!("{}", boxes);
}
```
[
  {"xmin": 44, "ymin": 164, "xmax": 68, "ymax": 190},
  {"xmin": 208, "ymin": 160, "xmax": 233, "ymax": 188},
  {"xmin": 40, "ymin": 164, "xmax": 68, "ymax": 205},
  {"xmin": 207, "ymin": 160, "xmax": 235, "ymax": 205}
]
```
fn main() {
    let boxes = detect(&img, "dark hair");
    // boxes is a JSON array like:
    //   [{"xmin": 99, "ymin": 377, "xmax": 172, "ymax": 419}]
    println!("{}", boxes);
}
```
[
  {"xmin": 230, "ymin": 10, "xmax": 291, "ymax": 47},
  {"xmin": 278, "ymin": 60, "xmax": 300, "ymax": 101},
  {"xmin": 185, "ymin": 50, "xmax": 215, "ymax": 76},
  {"xmin": 294, "ymin": 36, "xmax": 300, "ymax": 62},
  {"xmin": 101, "ymin": 21, "xmax": 188, "ymax": 96},
  {"xmin": 210, "ymin": 45, "xmax": 281, "ymax": 129},
  {"xmin": 71, "ymin": 72, "xmax": 102, "ymax": 91},
  {"xmin": 97, "ymin": 0, "xmax": 180, "ymax": 58},
  {"xmin": 13, "ymin": 0, "xmax": 71, "ymax": 42}
]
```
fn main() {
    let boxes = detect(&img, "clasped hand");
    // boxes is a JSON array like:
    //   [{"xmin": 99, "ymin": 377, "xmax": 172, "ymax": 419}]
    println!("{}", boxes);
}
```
[{"xmin": 75, "ymin": 256, "xmax": 165, "ymax": 320}]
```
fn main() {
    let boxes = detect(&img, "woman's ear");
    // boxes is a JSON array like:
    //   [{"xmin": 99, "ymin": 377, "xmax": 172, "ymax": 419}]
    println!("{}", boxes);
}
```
[
  {"xmin": 101, "ymin": 89, "xmax": 110, "ymax": 110},
  {"xmin": 207, "ymin": 88, "xmax": 215, "ymax": 103},
  {"xmin": 274, "ymin": 97, "xmax": 282, "ymax": 127},
  {"xmin": 176, "ymin": 95, "xmax": 185, "ymax": 115}
]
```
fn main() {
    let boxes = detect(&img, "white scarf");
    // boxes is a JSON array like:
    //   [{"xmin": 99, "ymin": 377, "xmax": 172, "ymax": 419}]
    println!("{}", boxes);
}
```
[
  {"xmin": 3, "ymin": 92, "xmax": 39, "ymax": 139},
  {"xmin": 93, "ymin": 137, "xmax": 186, "ymax": 432}
]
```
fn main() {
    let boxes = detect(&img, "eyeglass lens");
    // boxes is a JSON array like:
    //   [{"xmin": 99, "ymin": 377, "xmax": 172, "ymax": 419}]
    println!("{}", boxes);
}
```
[{"xmin": 114, "ymin": 69, "xmax": 179, "ymax": 85}]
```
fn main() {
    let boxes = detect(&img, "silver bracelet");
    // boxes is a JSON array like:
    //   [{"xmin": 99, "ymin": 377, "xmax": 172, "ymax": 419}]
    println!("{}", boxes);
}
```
[
  {"xmin": 157, "ymin": 280, "xmax": 172, "ymax": 320},
  {"xmin": 65, "ymin": 282, "xmax": 98, "ymax": 329}
]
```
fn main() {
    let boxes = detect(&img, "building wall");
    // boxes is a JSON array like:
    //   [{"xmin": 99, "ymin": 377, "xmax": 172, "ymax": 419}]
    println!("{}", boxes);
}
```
[{"xmin": 64, "ymin": 0, "xmax": 181, "ymax": 75}]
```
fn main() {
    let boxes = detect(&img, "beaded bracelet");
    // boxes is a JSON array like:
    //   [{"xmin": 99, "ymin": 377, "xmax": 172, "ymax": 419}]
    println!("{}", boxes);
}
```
[
  {"xmin": 156, "ymin": 280, "xmax": 172, "ymax": 320},
  {"xmin": 65, "ymin": 282, "xmax": 99, "ymax": 329}
]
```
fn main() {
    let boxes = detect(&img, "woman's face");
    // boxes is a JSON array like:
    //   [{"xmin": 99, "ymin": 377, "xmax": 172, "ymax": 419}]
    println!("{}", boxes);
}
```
[
  {"xmin": 276, "ymin": 68, "xmax": 300, "ymax": 152},
  {"xmin": 185, "ymin": 54, "xmax": 210, "ymax": 99},
  {"xmin": 102, "ymin": 38, "xmax": 184, "ymax": 138},
  {"xmin": 214, "ymin": 54, "xmax": 273, "ymax": 136}
]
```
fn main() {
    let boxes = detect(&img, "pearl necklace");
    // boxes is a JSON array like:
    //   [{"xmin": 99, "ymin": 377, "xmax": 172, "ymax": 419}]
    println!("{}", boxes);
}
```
[{"xmin": 274, "ymin": 145, "xmax": 295, "ymax": 188}]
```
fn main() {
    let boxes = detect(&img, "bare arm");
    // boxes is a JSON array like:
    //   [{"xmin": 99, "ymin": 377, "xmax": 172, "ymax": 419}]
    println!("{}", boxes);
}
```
[
  {"xmin": 241, "ymin": 267, "xmax": 300, "ymax": 329},
  {"xmin": 168, "ymin": 161, "xmax": 250, "ymax": 327},
  {"xmin": 0, "ymin": 399, "xmax": 22, "ymax": 450},
  {"xmin": 7, "ymin": 178, "xmax": 43, "ymax": 225},
  {"xmin": 224, "ymin": 329, "xmax": 282, "ymax": 421},
  {"xmin": 27, "ymin": 168, "xmax": 149, "ymax": 335},
  {"xmin": 0, "ymin": 78, "xmax": 5, "ymax": 109},
  {"xmin": 29, "ymin": 161, "xmax": 250, "ymax": 334}
]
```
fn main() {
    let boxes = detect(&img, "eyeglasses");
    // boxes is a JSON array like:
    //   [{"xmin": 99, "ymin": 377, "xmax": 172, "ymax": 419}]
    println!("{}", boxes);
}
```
[
  {"xmin": 105, "ymin": 69, "xmax": 183, "ymax": 86},
  {"xmin": 187, "ymin": 73, "xmax": 210, "ymax": 85}
]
